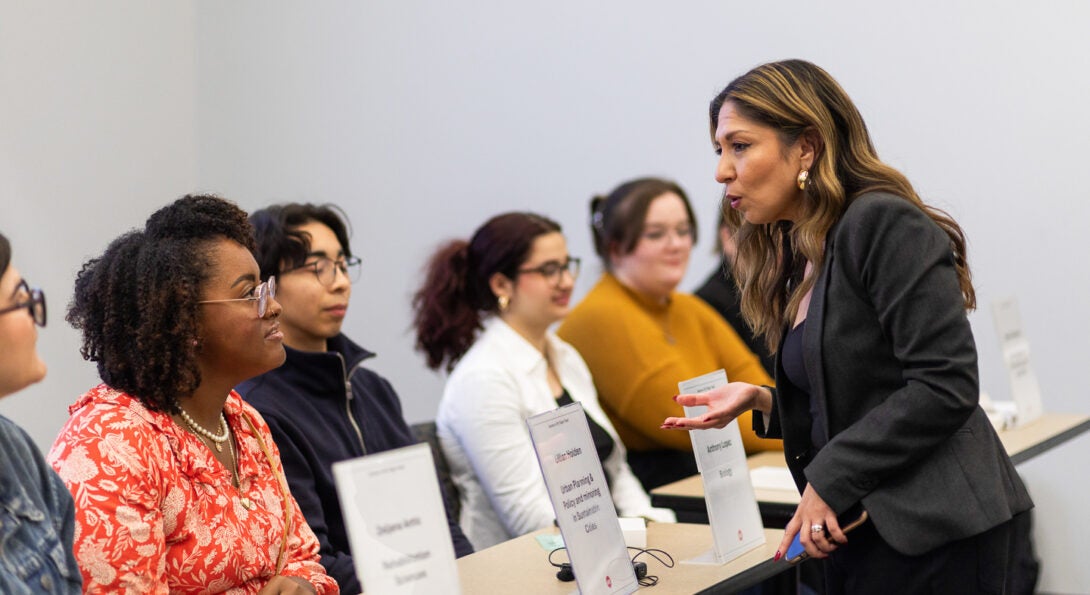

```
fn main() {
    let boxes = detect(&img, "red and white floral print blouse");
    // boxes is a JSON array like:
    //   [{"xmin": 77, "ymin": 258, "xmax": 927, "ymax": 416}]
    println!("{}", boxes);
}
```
[{"xmin": 48, "ymin": 384, "xmax": 339, "ymax": 594}]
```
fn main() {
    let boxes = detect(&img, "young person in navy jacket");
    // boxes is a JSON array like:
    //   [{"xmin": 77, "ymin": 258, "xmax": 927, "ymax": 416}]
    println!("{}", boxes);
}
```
[{"xmin": 238, "ymin": 204, "xmax": 473, "ymax": 594}]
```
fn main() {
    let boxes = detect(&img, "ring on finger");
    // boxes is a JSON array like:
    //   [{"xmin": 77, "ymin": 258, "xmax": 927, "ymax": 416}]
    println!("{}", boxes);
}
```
[{"xmin": 810, "ymin": 523, "xmax": 824, "ymax": 534}]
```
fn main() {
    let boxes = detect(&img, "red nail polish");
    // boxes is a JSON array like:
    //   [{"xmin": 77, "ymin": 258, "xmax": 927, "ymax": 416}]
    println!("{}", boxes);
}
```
[
  {"xmin": 672, "ymin": 395, "xmax": 679, "ymax": 402},
  {"xmin": 774, "ymin": 550, "xmax": 781, "ymax": 561}
]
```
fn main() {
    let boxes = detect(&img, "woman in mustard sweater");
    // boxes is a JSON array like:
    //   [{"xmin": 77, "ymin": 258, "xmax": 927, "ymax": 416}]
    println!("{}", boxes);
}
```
[{"xmin": 557, "ymin": 177, "xmax": 779, "ymax": 490}]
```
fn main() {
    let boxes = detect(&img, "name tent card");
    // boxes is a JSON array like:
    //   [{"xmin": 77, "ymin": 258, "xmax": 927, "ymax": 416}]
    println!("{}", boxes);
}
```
[
  {"xmin": 679, "ymin": 369, "xmax": 765, "ymax": 565},
  {"xmin": 527, "ymin": 402, "xmax": 637, "ymax": 595},
  {"xmin": 991, "ymin": 297, "xmax": 1044, "ymax": 427},
  {"xmin": 332, "ymin": 443, "xmax": 460, "ymax": 595}
]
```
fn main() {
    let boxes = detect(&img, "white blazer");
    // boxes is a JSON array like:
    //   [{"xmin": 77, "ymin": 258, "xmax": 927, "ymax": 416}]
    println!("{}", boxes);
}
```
[{"xmin": 437, "ymin": 318, "xmax": 674, "ymax": 550}]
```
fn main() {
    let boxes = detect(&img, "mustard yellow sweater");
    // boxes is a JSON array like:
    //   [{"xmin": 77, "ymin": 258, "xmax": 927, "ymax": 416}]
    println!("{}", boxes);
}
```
[{"xmin": 558, "ymin": 273, "xmax": 780, "ymax": 454}]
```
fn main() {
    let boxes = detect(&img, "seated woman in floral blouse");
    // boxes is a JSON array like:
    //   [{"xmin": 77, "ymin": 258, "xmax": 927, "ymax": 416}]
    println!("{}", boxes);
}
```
[{"xmin": 48, "ymin": 195, "xmax": 337, "ymax": 594}]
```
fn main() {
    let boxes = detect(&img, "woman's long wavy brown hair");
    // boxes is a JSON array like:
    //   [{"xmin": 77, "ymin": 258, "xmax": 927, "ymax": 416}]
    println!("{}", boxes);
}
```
[
  {"xmin": 710, "ymin": 60, "xmax": 974, "ymax": 352},
  {"xmin": 412, "ymin": 212, "xmax": 562, "ymax": 372}
]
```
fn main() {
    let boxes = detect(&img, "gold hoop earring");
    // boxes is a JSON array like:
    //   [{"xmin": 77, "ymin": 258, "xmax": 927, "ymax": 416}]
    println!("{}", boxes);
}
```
[
  {"xmin": 797, "ymin": 170, "xmax": 809, "ymax": 191},
  {"xmin": 497, "ymin": 295, "xmax": 510, "ymax": 312}
]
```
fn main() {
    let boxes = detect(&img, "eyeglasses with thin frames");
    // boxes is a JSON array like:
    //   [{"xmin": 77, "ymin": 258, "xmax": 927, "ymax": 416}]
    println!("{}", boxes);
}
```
[
  {"xmin": 198, "ymin": 276, "xmax": 277, "ymax": 317},
  {"xmin": 282, "ymin": 256, "xmax": 362, "ymax": 287},
  {"xmin": 0, "ymin": 280, "xmax": 47, "ymax": 327},
  {"xmin": 517, "ymin": 257, "xmax": 581, "ymax": 287}
]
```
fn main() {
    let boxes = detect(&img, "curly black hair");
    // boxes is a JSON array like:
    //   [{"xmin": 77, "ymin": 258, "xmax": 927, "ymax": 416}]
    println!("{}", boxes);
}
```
[{"xmin": 67, "ymin": 194, "xmax": 256, "ymax": 413}]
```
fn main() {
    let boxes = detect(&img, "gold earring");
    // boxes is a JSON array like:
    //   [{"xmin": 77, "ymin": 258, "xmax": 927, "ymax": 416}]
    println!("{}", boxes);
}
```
[
  {"xmin": 797, "ymin": 169, "xmax": 809, "ymax": 191},
  {"xmin": 497, "ymin": 295, "xmax": 509, "ymax": 312}
]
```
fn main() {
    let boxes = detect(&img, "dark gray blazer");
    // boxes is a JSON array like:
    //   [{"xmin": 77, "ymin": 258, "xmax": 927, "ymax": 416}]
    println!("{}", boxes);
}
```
[{"xmin": 756, "ymin": 192, "xmax": 1032, "ymax": 556}]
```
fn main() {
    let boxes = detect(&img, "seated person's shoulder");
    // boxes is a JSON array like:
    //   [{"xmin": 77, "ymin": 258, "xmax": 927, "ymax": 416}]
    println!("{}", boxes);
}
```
[
  {"xmin": 560, "ymin": 292, "xmax": 636, "ymax": 340},
  {"xmin": 349, "ymin": 362, "xmax": 394, "ymax": 388},
  {"xmin": 446, "ymin": 359, "xmax": 514, "ymax": 394},
  {"xmin": 0, "ymin": 415, "xmax": 37, "ymax": 459},
  {"xmin": 236, "ymin": 372, "xmax": 273, "ymax": 401},
  {"xmin": 674, "ymin": 291, "xmax": 717, "ymax": 314},
  {"xmin": 232, "ymin": 392, "xmax": 268, "ymax": 423},
  {"xmin": 677, "ymin": 292, "xmax": 736, "ymax": 330},
  {"xmin": 51, "ymin": 388, "xmax": 173, "ymax": 479},
  {"xmin": 442, "ymin": 361, "xmax": 524, "ymax": 418},
  {"xmin": 65, "ymin": 386, "xmax": 158, "ymax": 435},
  {"xmin": 234, "ymin": 375, "xmax": 294, "ymax": 427}
]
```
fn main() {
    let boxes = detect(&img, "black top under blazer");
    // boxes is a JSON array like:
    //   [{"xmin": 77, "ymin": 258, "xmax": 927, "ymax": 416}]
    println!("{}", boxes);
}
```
[{"xmin": 755, "ymin": 192, "xmax": 1033, "ymax": 556}]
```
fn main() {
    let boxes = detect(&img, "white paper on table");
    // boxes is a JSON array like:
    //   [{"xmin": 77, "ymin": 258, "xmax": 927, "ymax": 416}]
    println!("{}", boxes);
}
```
[
  {"xmin": 991, "ymin": 297, "xmax": 1044, "ymax": 427},
  {"xmin": 332, "ymin": 443, "xmax": 461, "ymax": 595},
  {"xmin": 527, "ymin": 402, "xmax": 637, "ymax": 595},
  {"xmin": 678, "ymin": 369, "xmax": 765, "ymax": 565}
]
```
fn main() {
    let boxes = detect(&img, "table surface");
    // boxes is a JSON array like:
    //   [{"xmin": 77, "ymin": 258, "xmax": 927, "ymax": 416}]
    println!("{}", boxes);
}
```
[
  {"xmin": 652, "ymin": 411, "xmax": 1090, "ymax": 510},
  {"xmin": 994, "ymin": 412, "xmax": 1090, "ymax": 464},
  {"xmin": 456, "ymin": 522, "xmax": 788, "ymax": 594}
]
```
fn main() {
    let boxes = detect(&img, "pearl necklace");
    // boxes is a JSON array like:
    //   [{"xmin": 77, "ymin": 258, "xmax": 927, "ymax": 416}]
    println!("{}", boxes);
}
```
[
  {"xmin": 175, "ymin": 402, "xmax": 253, "ymax": 509},
  {"xmin": 178, "ymin": 406, "xmax": 229, "ymax": 452}
]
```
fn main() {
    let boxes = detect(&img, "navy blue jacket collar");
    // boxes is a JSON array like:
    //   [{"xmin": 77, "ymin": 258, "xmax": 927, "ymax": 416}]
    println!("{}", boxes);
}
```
[
  {"xmin": 287, "ymin": 331, "xmax": 372, "ymax": 377},
  {"xmin": 272, "ymin": 334, "xmax": 376, "ymax": 397}
]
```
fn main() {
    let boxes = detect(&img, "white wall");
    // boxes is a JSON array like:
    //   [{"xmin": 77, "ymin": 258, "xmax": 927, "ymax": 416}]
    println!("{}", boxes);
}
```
[
  {"xmin": 192, "ymin": 4, "xmax": 1090, "ymax": 591},
  {"xmin": 2, "ymin": 1, "xmax": 1088, "ymax": 592},
  {"xmin": 0, "ymin": 1, "xmax": 197, "ymax": 445}
]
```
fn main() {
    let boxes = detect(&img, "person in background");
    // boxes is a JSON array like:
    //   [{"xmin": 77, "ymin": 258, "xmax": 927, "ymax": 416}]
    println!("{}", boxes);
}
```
[
  {"xmin": 237, "ymin": 203, "xmax": 473, "ymax": 594},
  {"xmin": 694, "ymin": 209, "xmax": 775, "ymax": 376},
  {"xmin": 49, "ymin": 196, "xmax": 336, "ymax": 594},
  {"xmin": 0, "ymin": 231, "xmax": 81, "ymax": 593},
  {"xmin": 663, "ymin": 60, "xmax": 1032, "ymax": 593},
  {"xmin": 557, "ymin": 177, "xmax": 779, "ymax": 491},
  {"xmin": 413, "ymin": 212, "xmax": 674, "ymax": 550}
]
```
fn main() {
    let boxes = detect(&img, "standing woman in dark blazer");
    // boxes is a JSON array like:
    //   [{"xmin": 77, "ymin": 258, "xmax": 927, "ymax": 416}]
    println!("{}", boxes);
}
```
[{"xmin": 663, "ymin": 59, "xmax": 1032, "ymax": 593}]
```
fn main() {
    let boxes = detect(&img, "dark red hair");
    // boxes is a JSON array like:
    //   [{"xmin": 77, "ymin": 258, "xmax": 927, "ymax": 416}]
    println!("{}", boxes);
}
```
[{"xmin": 412, "ymin": 212, "xmax": 561, "ymax": 372}]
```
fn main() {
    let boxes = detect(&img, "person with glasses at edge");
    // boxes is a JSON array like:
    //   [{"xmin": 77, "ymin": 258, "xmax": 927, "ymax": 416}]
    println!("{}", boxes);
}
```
[
  {"xmin": 413, "ymin": 212, "xmax": 674, "ymax": 550},
  {"xmin": 0, "ymin": 231, "xmax": 82, "ymax": 593},
  {"xmin": 48, "ymin": 196, "xmax": 337, "ymax": 594},
  {"xmin": 237, "ymin": 203, "xmax": 474, "ymax": 593},
  {"xmin": 556, "ymin": 177, "xmax": 779, "ymax": 491}
]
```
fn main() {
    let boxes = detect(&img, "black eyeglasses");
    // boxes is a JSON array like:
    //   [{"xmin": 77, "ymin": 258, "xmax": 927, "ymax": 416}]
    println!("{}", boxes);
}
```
[
  {"xmin": 0, "ymin": 280, "xmax": 47, "ymax": 327},
  {"xmin": 198, "ymin": 276, "xmax": 277, "ymax": 318},
  {"xmin": 282, "ymin": 256, "xmax": 362, "ymax": 287},
  {"xmin": 517, "ymin": 257, "xmax": 581, "ymax": 286}
]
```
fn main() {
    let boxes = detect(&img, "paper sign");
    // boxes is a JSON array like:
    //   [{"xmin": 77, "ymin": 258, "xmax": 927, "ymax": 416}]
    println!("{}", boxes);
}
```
[
  {"xmin": 526, "ymin": 402, "xmax": 637, "ymax": 595},
  {"xmin": 333, "ymin": 443, "xmax": 460, "ymax": 595},
  {"xmin": 991, "ymin": 297, "xmax": 1043, "ymax": 427},
  {"xmin": 679, "ymin": 369, "xmax": 765, "ymax": 565}
]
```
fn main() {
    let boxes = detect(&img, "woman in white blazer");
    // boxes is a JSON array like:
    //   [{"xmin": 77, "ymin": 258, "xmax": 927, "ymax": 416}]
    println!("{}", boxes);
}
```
[{"xmin": 413, "ymin": 212, "xmax": 674, "ymax": 549}]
